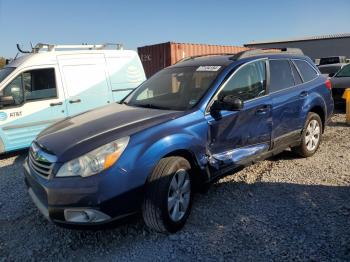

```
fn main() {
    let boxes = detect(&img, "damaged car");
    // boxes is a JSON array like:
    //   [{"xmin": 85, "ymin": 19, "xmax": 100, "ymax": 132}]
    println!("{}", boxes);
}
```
[{"xmin": 24, "ymin": 48, "xmax": 334, "ymax": 233}]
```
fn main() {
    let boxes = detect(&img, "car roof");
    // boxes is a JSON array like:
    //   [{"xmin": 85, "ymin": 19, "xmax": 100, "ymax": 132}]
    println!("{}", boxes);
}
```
[
  {"xmin": 318, "ymin": 63, "xmax": 346, "ymax": 68},
  {"xmin": 170, "ymin": 53, "xmax": 308, "ymax": 68}
]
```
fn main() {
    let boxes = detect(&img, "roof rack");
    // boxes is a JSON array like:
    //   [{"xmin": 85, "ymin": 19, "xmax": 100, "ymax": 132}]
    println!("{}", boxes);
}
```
[
  {"xmin": 30, "ymin": 43, "xmax": 124, "ymax": 53},
  {"xmin": 231, "ymin": 48, "xmax": 304, "ymax": 60},
  {"xmin": 176, "ymin": 53, "xmax": 237, "ymax": 64}
]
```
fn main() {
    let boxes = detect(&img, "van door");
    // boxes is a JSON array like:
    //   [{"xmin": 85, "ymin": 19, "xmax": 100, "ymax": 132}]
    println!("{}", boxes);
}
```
[
  {"xmin": 0, "ymin": 67, "xmax": 67, "ymax": 152},
  {"xmin": 58, "ymin": 54, "xmax": 113, "ymax": 116}
]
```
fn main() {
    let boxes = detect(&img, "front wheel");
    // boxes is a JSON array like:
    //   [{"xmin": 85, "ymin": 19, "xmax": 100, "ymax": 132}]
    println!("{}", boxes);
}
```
[
  {"xmin": 292, "ymin": 112, "xmax": 322, "ymax": 157},
  {"xmin": 142, "ymin": 157, "xmax": 192, "ymax": 233}
]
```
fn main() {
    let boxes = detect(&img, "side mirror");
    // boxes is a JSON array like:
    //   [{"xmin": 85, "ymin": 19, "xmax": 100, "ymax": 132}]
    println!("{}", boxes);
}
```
[
  {"xmin": 211, "ymin": 95, "xmax": 244, "ymax": 112},
  {"xmin": 0, "ymin": 92, "xmax": 15, "ymax": 107},
  {"xmin": 328, "ymin": 72, "xmax": 335, "ymax": 77}
]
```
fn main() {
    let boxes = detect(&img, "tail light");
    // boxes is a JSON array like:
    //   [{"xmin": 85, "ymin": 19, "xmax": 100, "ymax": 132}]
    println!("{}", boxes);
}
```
[{"xmin": 325, "ymin": 79, "xmax": 332, "ymax": 90}]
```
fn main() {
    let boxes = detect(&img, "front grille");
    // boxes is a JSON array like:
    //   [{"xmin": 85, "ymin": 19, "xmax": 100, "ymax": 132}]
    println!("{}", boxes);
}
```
[{"xmin": 28, "ymin": 144, "xmax": 54, "ymax": 178}]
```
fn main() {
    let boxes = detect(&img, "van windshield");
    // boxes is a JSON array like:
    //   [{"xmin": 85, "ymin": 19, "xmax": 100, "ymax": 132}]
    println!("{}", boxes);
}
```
[
  {"xmin": 124, "ymin": 66, "xmax": 222, "ymax": 111},
  {"xmin": 0, "ymin": 67, "xmax": 15, "ymax": 84}
]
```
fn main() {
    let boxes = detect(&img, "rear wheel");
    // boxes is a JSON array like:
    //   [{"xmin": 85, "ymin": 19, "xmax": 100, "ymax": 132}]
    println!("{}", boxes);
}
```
[
  {"xmin": 292, "ymin": 112, "xmax": 322, "ymax": 157},
  {"xmin": 142, "ymin": 157, "xmax": 192, "ymax": 233}
]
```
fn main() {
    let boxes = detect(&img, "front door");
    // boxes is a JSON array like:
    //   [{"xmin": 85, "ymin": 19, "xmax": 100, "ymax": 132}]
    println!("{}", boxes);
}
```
[
  {"xmin": 0, "ymin": 67, "xmax": 67, "ymax": 152},
  {"xmin": 206, "ymin": 59, "xmax": 272, "ymax": 172}
]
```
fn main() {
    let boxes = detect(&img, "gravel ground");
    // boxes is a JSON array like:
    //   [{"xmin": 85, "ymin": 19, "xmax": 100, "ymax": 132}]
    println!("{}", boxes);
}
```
[{"xmin": 0, "ymin": 113, "xmax": 349, "ymax": 262}]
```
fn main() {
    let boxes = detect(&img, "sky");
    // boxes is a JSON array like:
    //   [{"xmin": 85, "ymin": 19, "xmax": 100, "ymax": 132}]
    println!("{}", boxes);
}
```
[{"xmin": 1, "ymin": 0, "xmax": 350, "ymax": 58}]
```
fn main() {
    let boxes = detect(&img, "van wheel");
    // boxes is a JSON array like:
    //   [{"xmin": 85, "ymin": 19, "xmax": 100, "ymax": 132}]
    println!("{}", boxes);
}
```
[
  {"xmin": 142, "ymin": 157, "xmax": 192, "ymax": 233},
  {"xmin": 292, "ymin": 112, "xmax": 322, "ymax": 157}
]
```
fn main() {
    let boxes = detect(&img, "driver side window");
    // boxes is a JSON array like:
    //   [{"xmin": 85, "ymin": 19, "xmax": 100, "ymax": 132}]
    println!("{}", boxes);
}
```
[
  {"xmin": 1, "ymin": 68, "xmax": 57, "ymax": 108},
  {"xmin": 219, "ymin": 60, "xmax": 267, "ymax": 101}
]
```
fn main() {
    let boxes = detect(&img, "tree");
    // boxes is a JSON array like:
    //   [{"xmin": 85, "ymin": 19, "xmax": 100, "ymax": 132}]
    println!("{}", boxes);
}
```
[{"xmin": 0, "ymin": 57, "xmax": 6, "ymax": 69}]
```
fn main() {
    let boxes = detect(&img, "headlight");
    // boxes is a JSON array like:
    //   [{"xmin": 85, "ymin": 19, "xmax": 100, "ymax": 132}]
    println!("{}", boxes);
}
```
[{"xmin": 56, "ymin": 136, "xmax": 129, "ymax": 178}]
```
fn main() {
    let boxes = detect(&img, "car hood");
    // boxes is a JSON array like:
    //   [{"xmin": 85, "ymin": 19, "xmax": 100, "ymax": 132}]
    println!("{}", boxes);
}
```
[{"xmin": 36, "ymin": 103, "xmax": 184, "ymax": 162}]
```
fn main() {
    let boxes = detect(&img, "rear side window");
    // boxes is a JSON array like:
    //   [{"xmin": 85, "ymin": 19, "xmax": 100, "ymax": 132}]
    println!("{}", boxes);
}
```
[
  {"xmin": 269, "ymin": 60, "xmax": 295, "ymax": 93},
  {"xmin": 290, "ymin": 62, "xmax": 303, "ymax": 85},
  {"xmin": 293, "ymin": 60, "xmax": 318, "ymax": 82}
]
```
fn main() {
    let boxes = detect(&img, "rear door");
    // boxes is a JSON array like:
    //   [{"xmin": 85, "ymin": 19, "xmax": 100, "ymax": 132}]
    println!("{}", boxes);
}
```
[
  {"xmin": 0, "ymin": 67, "xmax": 67, "ymax": 151},
  {"xmin": 58, "ymin": 54, "xmax": 113, "ymax": 116},
  {"xmin": 206, "ymin": 59, "xmax": 272, "ymax": 171},
  {"xmin": 269, "ymin": 59, "xmax": 307, "ymax": 148}
]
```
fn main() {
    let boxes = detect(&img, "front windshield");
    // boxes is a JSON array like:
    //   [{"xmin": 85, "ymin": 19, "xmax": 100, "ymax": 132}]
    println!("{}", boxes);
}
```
[
  {"xmin": 335, "ymin": 64, "xmax": 350, "ymax": 77},
  {"xmin": 124, "ymin": 66, "xmax": 222, "ymax": 111},
  {"xmin": 0, "ymin": 67, "xmax": 15, "ymax": 84}
]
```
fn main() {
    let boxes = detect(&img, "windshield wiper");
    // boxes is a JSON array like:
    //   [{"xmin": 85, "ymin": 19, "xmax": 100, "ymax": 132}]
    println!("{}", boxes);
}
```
[{"xmin": 131, "ymin": 103, "xmax": 170, "ymax": 110}]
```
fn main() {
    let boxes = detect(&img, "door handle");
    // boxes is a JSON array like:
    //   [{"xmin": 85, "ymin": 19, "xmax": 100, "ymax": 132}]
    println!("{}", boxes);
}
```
[
  {"xmin": 299, "ymin": 91, "xmax": 308, "ymax": 97},
  {"xmin": 256, "ymin": 105, "xmax": 270, "ymax": 115},
  {"xmin": 50, "ymin": 102, "xmax": 63, "ymax": 107},
  {"xmin": 69, "ymin": 99, "xmax": 81, "ymax": 104}
]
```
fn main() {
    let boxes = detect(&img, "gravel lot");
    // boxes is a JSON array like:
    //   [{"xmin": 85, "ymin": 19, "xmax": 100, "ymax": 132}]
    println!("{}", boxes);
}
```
[{"xmin": 0, "ymin": 113, "xmax": 349, "ymax": 262}]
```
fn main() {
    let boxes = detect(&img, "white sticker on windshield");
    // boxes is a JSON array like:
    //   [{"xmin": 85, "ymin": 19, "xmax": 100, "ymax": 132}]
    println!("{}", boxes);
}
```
[{"xmin": 196, "ymin": 66, "xmax": 221, "ymax": 72}]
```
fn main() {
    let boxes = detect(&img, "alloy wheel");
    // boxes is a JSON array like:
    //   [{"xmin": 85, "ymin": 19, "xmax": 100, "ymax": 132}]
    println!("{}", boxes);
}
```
[
  {"xmin": 305, "ymin": 119, "xmax": 320, "ymax": 151},
  {"xmin": 167, "ymin": 169, "xmax": 191, "ymax": 222}
]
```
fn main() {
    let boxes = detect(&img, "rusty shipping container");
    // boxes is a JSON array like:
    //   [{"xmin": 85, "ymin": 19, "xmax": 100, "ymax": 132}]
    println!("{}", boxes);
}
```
[{"xmin": 138, "ymin": 42, "xmax": 249, "ymax": 78}]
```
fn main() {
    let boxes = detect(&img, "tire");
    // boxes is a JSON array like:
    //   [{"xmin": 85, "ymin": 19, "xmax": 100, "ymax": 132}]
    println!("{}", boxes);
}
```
[
  {"xmin": 142, "ymin": 156, "xmax": 193, "ymax": 233},
  {"xmin": 292, "ymin": 112, "xmax": 323, "ymax": 157}
]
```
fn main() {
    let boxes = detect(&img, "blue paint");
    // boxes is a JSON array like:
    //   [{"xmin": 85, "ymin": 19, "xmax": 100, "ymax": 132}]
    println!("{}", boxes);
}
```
[
  {"xmin": 24, "ymin": 53, "xmax": 334, "ymax": 225},
  {"xmin": 0, "ymin": 112, "xmax": 7, "ymax": 121}
]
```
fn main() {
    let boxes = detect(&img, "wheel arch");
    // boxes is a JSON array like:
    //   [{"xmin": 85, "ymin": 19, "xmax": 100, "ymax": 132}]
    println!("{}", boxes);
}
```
[
  {"xmin": 309, "ymin": 105, "xmax": 325, "ymax": 132},
  {"xmin": 163, "ymin": 149, "xmax": 209, "ymax": 190}
]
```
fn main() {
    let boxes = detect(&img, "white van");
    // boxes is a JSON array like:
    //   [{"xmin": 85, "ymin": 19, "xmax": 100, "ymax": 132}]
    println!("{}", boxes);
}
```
[{"xmin": 0, "ymin": 43, "xmax": 146, "ymax": 153}]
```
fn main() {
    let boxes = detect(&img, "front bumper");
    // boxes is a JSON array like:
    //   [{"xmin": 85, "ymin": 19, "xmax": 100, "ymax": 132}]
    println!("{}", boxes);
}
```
[{"xmin": 24, "ymin": 159, "xmax": 142, "ymax": 226}]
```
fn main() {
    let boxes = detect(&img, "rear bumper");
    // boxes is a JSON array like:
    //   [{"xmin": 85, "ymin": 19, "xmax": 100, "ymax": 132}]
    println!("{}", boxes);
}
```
[{"xmin": 24, "ymin": 159, "xmax": 142, "ymax": 226}]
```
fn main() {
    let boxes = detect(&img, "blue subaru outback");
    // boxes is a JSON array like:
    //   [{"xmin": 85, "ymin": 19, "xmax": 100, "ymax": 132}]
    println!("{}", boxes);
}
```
[{"xmin": 24, "ymin": 48, "xmax": 334, "ymax": 233}]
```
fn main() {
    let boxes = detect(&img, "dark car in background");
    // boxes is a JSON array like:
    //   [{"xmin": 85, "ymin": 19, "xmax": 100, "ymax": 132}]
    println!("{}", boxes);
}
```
[
  {"xmin": 318, "ymin": 63, "xmax": 346, "ymax": 77},
  {"xmin": 319, "ymin": 56, "xmax": 347, "ymax": 66},
  {"xmin": 330, "ymin": 63, "xmax": 350, "ymax": 105},
  {"xmin": 317, "ymin": 56, "xmax": 348, "ymax": 77}
]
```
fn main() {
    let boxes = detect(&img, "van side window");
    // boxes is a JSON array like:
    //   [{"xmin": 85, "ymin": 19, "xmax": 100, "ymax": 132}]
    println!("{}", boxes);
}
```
[
  {"xmin": 219, "ymin": 60, "xmax": 266, "ymax": 101},
  {"xmin": 23, "ymin": 68, "xmax": 57, "ymax": 101},
  {"xmin": 269, "ymin": 60, "xmax": 295, "ymax": 93},
  {"xmin": 293, "ymin": 60, "xmax": 318, "ymax": 82},
  {"xmin": 2, "ymin": 75, "xmax": 24, "ymax": 106}
]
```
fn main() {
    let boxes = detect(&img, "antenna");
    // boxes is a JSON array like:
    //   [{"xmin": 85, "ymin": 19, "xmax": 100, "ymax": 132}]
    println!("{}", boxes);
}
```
[{"xmin": 16, "ymin": 44, "xmax": 31, "ymax": 54}]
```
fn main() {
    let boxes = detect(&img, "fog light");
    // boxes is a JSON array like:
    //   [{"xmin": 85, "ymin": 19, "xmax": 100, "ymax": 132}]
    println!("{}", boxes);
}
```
[{"xmin": 64, "ymin": 209, "xmax": 111, "ymax": 223}]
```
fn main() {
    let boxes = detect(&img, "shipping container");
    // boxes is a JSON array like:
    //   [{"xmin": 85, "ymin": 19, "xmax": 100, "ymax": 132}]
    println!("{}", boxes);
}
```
[{"xmin": 138, "ymin": 42, "xmax": 249, "ymax": 78}]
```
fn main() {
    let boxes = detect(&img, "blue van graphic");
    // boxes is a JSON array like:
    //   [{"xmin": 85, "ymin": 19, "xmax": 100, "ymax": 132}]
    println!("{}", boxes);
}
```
[{"xmin": 0, "ymin": 112, "xmax": 7, "ymax": 121}]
